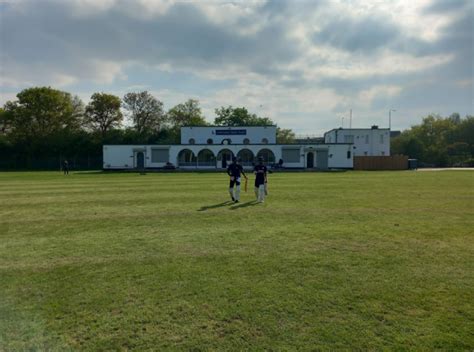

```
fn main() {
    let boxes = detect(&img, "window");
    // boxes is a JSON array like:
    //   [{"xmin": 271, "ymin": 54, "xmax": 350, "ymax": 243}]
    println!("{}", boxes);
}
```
[
  {"xmin": 221, "ymin": 138, "xmax": 231, "ymax": 145},
  {"xmin": 151, "ymin": 149, "xmax": 169, "ymax": 163},
  {"xmin": 381, "ymin": 151, "xmax": 385, "ymax": 156},
  {"xmin": 344, "ymin": 135, "xmax": 354, "ymax": 143},
  {"xmin": 262, "ymin": 138, "xmax": 268, "ymax": 144},
  {"xmin": 365, "ymin": 135, "xmax": 369, "ymax": 144},
  {"xmin": 380, "ymin": 134, "xmax": 384, "ymax": 144},
  {"xmin": 282, "ymin": 148, "xmax": 300, "ymax": 163},
  {"xmin": 243, "ymin": 138, "xmax": 250, "ymax": 144},
  {"xmin": 347, "ymin": 151, "xmax": 351, "ymax": 159},
  {"xmin": 189, "ymin": 138, "xmax": 195, "ymax": 145},
  {"xmin": 207, "ymin": 138, "xmax": 213, "ymax": 144},
  {"xmin": 364, "ymin": 151, "xmax": 368, "ymax": 156}
]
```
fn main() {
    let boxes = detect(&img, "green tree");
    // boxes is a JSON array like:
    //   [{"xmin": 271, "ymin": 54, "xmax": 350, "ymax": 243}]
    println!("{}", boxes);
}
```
[
  {"xmin": 214, "ymin": 105, "xmax": 295, "ymax": 143},
  {"xmin": 276, "ymin": 128, "xmax": 296, "ymax": 144},
  {"xmin": 214, "ymin": 106, "xmax": 273, "ymax": 126},
  {"xmin": 122, "ymin": 91, "xmax": 165, "ymax": 134},
  {"xmin": 85, "ymin": 93, "xmax": 123, "ymax": 136},
  {"xmin": 0, "ymin": 108, "xmax": 11, "ymax": 134},
  {"xmin": 391, "ymin": 113, "xmax": 474, "ymax": 166},
  {"xmin": 3, "ymin": 87, "xmax": 83, "ymax": 140},
  {"xmin": 167, "ymin": 99, "xmax": 208, "ymax": 127}
]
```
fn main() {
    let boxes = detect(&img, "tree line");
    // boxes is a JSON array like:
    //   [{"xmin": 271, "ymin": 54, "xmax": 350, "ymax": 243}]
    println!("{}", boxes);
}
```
[
  {"xmin": 391, "ymin": 113, "xmax": 474, "ymax": 167},
  {"xmin": 0, "ymin": 86, "xmax": 472, "ymax": 170},
  {"xmin": 0, "ymin": 87, "xmax": 295, "ymax": 170}
]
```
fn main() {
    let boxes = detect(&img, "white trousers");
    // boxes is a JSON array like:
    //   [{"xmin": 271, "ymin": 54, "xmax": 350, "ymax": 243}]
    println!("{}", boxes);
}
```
[
  {"xmin": 229, "ymin": 183, "xmax": 241, "ymax": 201},
  {"xmin": 255, "ymin": 185, "xmax": 265, "ymax": 202}
]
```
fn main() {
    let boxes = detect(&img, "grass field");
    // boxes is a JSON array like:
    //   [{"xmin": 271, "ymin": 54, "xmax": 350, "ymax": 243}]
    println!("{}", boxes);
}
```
[{"xmin": 0, "ymin": 170, "xmax": 473, "ymax": 350}]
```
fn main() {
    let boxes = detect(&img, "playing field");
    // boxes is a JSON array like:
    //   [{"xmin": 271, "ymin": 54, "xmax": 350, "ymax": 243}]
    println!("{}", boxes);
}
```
[{"xmin": 0, "ymin": 170, "xmax": 473, "ymax": 350}]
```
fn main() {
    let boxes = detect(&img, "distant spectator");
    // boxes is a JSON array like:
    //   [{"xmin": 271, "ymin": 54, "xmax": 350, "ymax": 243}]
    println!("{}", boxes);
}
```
[{"xmin": 62, "ymin": 160, "xmax": 69, "ymax": 175}]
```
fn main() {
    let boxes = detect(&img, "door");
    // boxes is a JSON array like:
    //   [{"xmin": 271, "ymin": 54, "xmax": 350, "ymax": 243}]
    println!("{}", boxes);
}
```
[
  {"xmin": 221, "ymin": 151, "xmax": 232, "ymax": 168},
  {"xmin": 136, "ymin": 151, "xmax": 145, "ymax": 169},
  {"xmin": 306, "ymin": 152, "xmax": 314, "ymax": 168},
  {"xmin": 316, "ymin": 150, "xmax": 328, "ymax": 170}
]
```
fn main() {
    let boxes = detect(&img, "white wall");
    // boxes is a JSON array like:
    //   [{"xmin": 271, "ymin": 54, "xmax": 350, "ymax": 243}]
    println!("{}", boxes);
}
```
[
  {"xmin": 324, "ymin": 128, "xmax": 390, "ymax": 156},
  {"xmin": 181, "ymin": 126, "xmax": 277, "ymax": 145},
  {"xmin": 103, "ymin": 145, "xmax": 147, "ymax": 169},
  {"xmin": 103, "ymin": 143, "xmax": 353, "ymax": 169}
]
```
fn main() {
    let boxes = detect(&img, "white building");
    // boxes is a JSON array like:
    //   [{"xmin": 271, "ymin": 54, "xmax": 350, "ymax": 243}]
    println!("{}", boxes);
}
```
[
  {"xmin": 103, "ymin": 126, "xmax": 355, "ymax": 170},
  {"xmin": 324, "ymin": 126, "xmax": 390, "ymax": 156},
  {"xmin": 181, "ymin": 126, "xmax": 276, "ymax": 145}
]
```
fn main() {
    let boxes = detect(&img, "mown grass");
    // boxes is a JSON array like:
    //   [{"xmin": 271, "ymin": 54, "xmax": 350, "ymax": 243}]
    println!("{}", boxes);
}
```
[{"xmin": 0, "ymin": 170, "xmax": 473, "ymax": 350}]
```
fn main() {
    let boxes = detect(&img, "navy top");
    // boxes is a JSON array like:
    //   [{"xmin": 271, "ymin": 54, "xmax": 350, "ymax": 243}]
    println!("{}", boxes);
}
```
[
  {"xmin": 227, "ymin": 163, "xmax": 244, "ymax": 177},
  {"xmin": 254, "ymin": 164, "xmax": 267, "ymax": 183}
]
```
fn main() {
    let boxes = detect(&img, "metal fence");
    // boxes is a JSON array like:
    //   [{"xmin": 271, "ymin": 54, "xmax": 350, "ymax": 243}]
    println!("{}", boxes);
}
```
[{"xmin": 0, "ymin": 155, "xmax": 103, "ymax": 171}]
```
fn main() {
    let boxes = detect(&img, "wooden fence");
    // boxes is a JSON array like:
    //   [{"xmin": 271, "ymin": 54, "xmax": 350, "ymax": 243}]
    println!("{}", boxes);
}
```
[{"xmin": 354, "ymin": 156, "xmax": 408, "ymax": 170}]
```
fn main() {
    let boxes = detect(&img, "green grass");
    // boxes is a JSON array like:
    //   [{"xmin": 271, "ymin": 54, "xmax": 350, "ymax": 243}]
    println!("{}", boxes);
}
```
[{"xmin": 0, "ymin": 170, "xmax": 473, "ymax": 350}]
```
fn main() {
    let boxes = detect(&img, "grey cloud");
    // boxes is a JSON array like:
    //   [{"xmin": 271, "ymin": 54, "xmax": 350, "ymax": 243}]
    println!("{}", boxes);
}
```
[
  {"xmin": 423, "ymin": 0, "xmax": 470, "ymax": 14},
  {"xmin": 320, "ymin": 5, "xmax": 472, "ymax": 99},
  {"xmin": 313, "ymin": 16, "xmax": 400, "ymax": 52},
  {"xmin": 1, "ymin": 0, "xmax": 301, "ymax": 84}
]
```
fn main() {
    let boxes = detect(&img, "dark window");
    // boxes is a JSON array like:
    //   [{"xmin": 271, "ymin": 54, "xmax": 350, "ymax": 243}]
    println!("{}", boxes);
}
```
[
  {"xmin": 347, "ymin": 151, "xmax": 351, "ymax": 159},
  {"xmin": 243, "ymin": 138, "xmax": 250, "ymax": 144},
  {"xmin": 207, "ymin": 138, "xmax": 213, "ymax": 144},
  {"xmin": 189, "ymin": 138, "xmax": 195, "ymax": 145}
]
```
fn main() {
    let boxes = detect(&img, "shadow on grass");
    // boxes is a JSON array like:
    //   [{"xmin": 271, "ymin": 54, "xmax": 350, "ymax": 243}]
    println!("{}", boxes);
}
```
[
  {"xmin": 229, "ymin": 200, "xmax": 259, "ymax": 210},
  {"xmin": 198, "ymin": 201, "xmax": 234, "ymax": 211}
]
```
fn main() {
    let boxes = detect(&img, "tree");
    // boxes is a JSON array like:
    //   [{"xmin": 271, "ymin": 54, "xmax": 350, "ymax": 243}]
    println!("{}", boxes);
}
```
[
  {"xmin": 85, "ymin": 93, "xmax": 123, "ymax": 136},
  {"xmin": 122, "ymin": 91, "xmax": 165, "ymax": 134},
  {"xmin": 3, "ymin": 87, "xmax": 83, "ymax": 140},
  {"xmin": 0, "ymin": 108, "xmax": 11, "ymax": 135},
  {"xmin": 71, "ymin": 95, "xmax": 85, "ymax": 130},
  {"xmin": 276, "ymin": 128, "xmax": 296, "ymax": 144},
  {"xmin": 391, "ymin": 113, "xmax": 474, "ymax": 166},
  {"xmin": 167, "ymin": 99, "xmax": 208, "ymax": 127},
  {"xmin": 214, "ymin": 105, "xmax": 295, "ymax": 143},
  {"xmin": 214, "ymin": 106, "xmax": 274, "ymax": 126},
  {"xmin": 449, "ymin": 112, "xmax": 461, "ymax": 125}
]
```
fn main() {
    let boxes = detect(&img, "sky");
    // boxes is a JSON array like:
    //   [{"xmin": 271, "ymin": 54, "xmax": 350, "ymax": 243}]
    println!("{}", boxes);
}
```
[{"xmin": 0, "ymin": 0, "xmax": 473, "ymax": 135}]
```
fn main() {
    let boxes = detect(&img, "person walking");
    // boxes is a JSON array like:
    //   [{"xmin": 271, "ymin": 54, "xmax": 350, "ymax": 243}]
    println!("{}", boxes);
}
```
[
  {"xmin": 254, "ymin": 157, "xmax": 267, "ymax": 203},
  {"xmin": 227, "ymin": 157, "xmax": 247, "ymax": 203}
]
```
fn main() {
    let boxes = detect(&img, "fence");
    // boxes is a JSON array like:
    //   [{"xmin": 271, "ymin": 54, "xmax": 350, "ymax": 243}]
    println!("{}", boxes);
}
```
[
  {"xmin": 0, "ymin": 155, "xmax": 103, "ymax": 171},
  {"xmin": 354, "ymin": 156, "xmax": 408, "ymax": 170}
]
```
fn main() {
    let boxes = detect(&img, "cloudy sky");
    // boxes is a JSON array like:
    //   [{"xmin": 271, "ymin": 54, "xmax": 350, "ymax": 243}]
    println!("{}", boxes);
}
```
[{"xmin": 0, "ymin": 0, "xmax": 472, "ymax": 134}]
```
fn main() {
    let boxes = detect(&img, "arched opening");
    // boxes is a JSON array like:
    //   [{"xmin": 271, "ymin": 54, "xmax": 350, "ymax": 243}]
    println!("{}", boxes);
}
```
[
  {"xmin": 207, "ymin": 138, "xmax": 213, "ymax": 144},
  {"xmin": 243, "ymin": 138, "xmax": 250, "ymax": 145},
  {"xmin": 177, "ymin": 149, "xmax": 197, "ymax": 167},
  {"xmin": 197, "ymin": 149, "xmax": 216, "ymax": 167},
  {"xmin": 237, "ymin": 149, "xmax": 254, "ymax": 167},
  {"xmin": 189, "ymin": 138, "xmax": 195, "ymax": 145},
  {"xmin": 221, "ymin": 138, "xmax": 232, "ymax": 145},
  {"xmin": 257, "ymin": 149, "xmax": 275, "ymax": 164},
  {"xmin": 261, "ymin": 138, "xmax": 269, "ymax": 144},
  {"xmin": 217, "ymin": 149, "xmax": 234, "ymax": 168}
]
